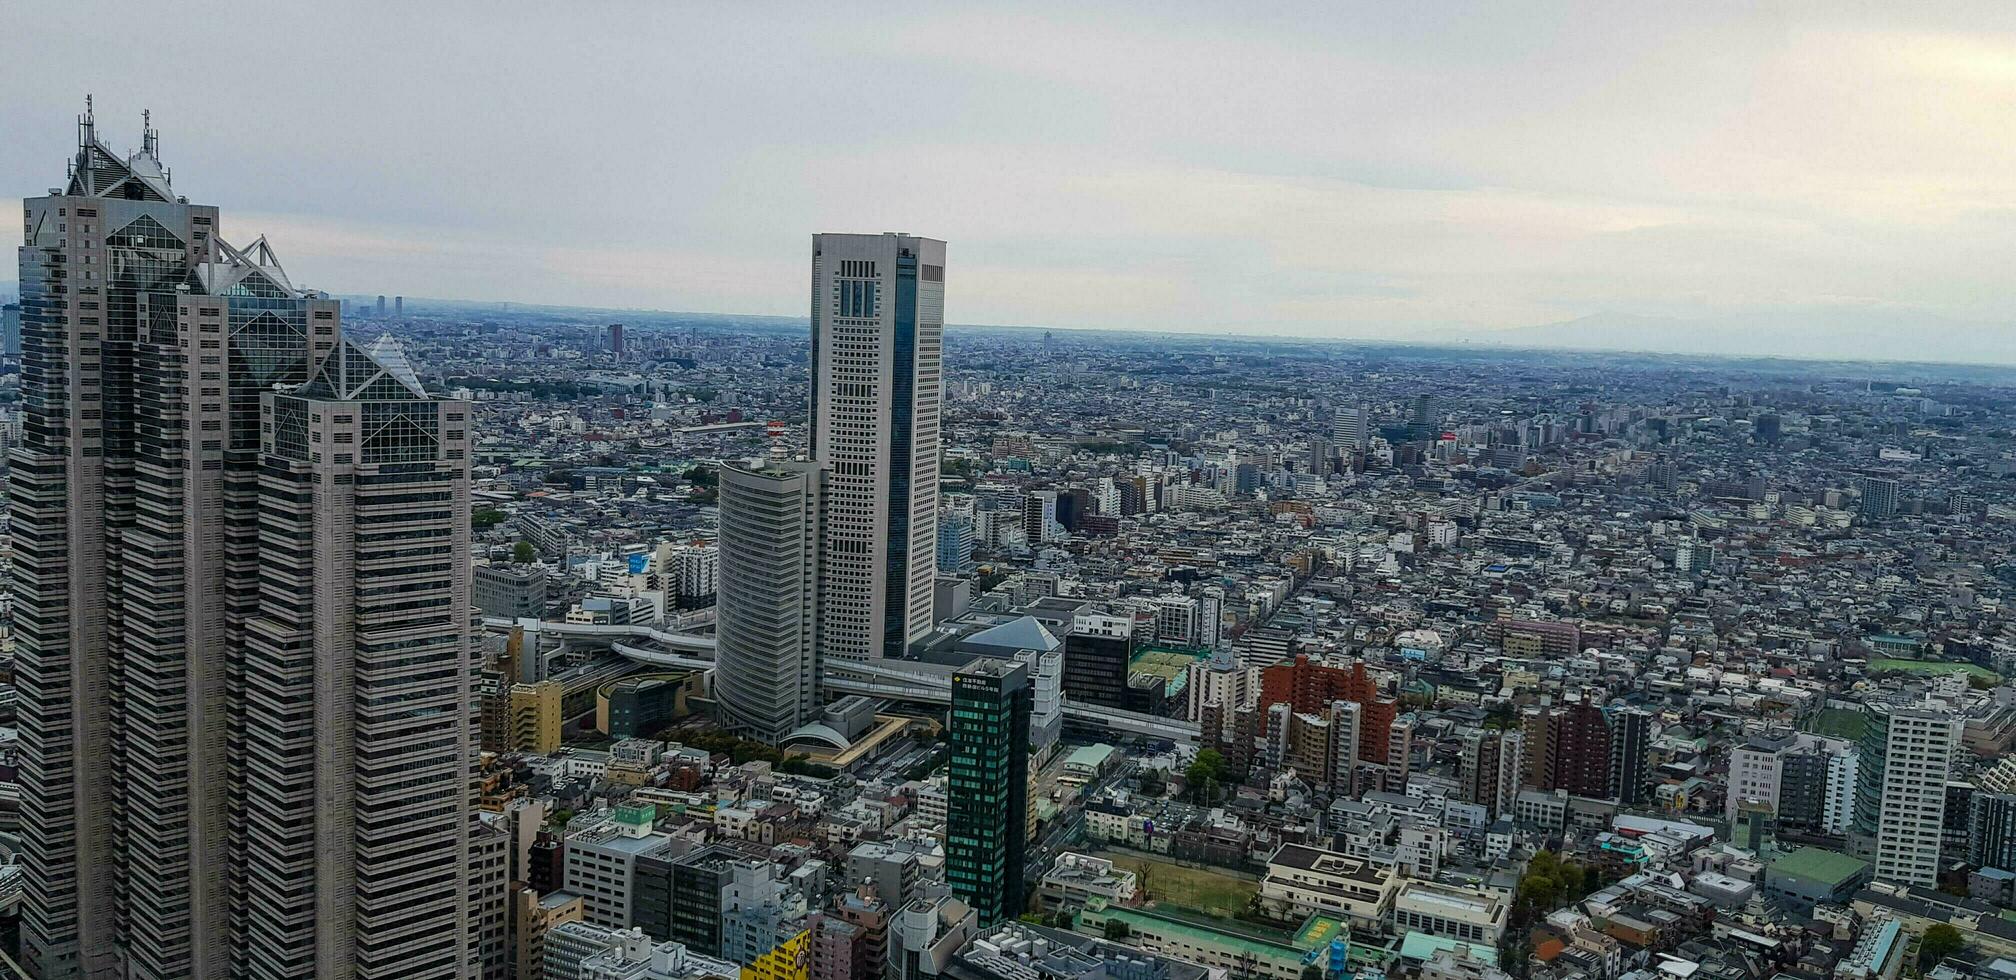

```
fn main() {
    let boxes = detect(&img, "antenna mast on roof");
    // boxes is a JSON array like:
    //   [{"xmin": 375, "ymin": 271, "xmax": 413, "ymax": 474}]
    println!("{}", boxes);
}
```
[{"xmin": 80, "ymin": 93, "xmax": 95, "ymax": 147}]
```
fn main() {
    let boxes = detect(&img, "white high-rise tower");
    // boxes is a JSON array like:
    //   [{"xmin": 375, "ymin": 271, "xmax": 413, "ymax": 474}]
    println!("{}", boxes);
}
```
[
  {"xmin": 1854, "ymin": 700, "xmax": 1964, "ymax": 886},
  {"xmin": 809, "ymin": 233, "xmax": 945, "ymax": 660}
]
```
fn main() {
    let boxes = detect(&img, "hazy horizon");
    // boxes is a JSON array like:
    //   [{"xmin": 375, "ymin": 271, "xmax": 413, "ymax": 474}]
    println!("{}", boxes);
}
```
[{"xmin": 6, "ymin": 2, "xmax": 2016, "ymax": 359}]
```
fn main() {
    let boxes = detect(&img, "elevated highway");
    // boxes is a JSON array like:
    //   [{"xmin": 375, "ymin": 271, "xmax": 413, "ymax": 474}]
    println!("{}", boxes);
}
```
[{"xmin": 482, "ymin": 617, "xmax": 1200, "ymax": 744}]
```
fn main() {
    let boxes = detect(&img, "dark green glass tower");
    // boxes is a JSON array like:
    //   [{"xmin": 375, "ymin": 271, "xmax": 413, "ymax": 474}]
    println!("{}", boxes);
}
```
[{"xmin": 945, "ymin": 658, "xmax": 1031, "ymax": 925}]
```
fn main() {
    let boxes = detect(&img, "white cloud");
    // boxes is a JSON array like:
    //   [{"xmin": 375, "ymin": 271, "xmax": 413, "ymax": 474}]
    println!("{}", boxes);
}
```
[{"xmin": 4, "ymin": 1, "xmax": 2016, "ymax": 353}]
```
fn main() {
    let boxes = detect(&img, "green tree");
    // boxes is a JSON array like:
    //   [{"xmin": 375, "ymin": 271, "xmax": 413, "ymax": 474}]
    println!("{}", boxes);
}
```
[
  {"xmin": 1510, "ymin": 851, "xmax": 1601, "ymax": 931},
  {"xmin": 1186, "ymin": 749, "xmax": 1230, "ymax": 803},
  {"xmin": 472, "ymin": 507, "xmax": 508, "ymax": 530},
  {"xmin": 1103, "ymin": 919, "xmax": 1130, "ymax": 941},
  {"xmin": 513, "ymin": 541, "xmax": 537, "ymax": 564},
  {"xmin": 1918, "ymin": 924, "xmax": 1965, "ymax": 970}
]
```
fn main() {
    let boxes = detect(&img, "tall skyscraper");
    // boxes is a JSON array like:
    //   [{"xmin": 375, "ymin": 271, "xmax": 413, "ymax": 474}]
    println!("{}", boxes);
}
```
[
  {"xmin": 245, "ymin": 337, "xmax": 478, "ymax": 977},
  {"xmin": 1331, "ymin": 405, "xmax": 1368, "ymax": 451},
  {"xmin": 945, "ymin": 658, "xmax": 1031, "ymax": 926},
  {"xmin": 11, "ymin": 109, "xmax": 475, "ymax": 979},
  {"xmin": 607, "ymin": 322, "xmax": 625, "ymax": 358},
  {"xmin": 1407, "ymin": 393, "xmax": 1442, "ymax": 441},
  {"xmin": 715, "ymin": 460, "xmax": 826, "ymax": 742},
  {"xmin": 1853, "ymin": 700, "xmax": 1963, "ymax": 886},
  {"xmin": 15, "ymin": 107, "xmax": 269, "ymax": 979},
  {"xmin": 376, "ymin": 294, "xmax": 387, "ymax": 316},
  {"xmin": 393, "ymin": 294, "xmax": 403, "ymax": 316},
  {"xmin": 809, "ymin": 233, "xmax": 945, "ymax": 660}
]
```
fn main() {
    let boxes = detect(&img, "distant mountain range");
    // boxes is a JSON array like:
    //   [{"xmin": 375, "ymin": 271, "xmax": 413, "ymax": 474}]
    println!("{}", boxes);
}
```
[{"xmin": 1452, "ymin": 310, "xmax": 2016, "ymax": 366}]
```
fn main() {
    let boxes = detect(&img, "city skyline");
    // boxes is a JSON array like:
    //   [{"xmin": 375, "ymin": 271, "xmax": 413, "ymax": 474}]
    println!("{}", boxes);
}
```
[
  {"xmin": 5, "ymin": 11, "xmax": 2016, "ymax": 980},
  {"xmin": 5, "ymin": 3, "xmax": 2016, "ymax": 361}
]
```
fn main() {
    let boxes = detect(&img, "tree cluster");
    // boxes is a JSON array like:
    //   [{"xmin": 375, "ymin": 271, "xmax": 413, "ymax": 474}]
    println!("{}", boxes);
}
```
[{"xmin": 1184, "ymin": 749, "xmax": 1233, "ymax": 803}]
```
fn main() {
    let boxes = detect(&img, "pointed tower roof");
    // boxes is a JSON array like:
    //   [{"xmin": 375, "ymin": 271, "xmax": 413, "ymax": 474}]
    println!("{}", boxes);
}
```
[
  {"xmin": 302, "ymin": 334, "xmax": 429, "ymax": 401},
  {"xmin": 199, "ymin": 234, "xmax": 301, "ymax": 297},
  {"xmin": 64, "ymin": 99, "xmax": 176, "ymax": 202}
]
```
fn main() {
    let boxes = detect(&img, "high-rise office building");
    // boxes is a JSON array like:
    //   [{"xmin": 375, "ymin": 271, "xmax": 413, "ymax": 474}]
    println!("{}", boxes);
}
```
[
  {"xmin": 809, "ymin": 233, "xmax": 946, "ymax": 660},
  {"xmin": 474, "ymin": 561, "xmax": 549, "ymax": 620},
  {"xmin": 716, "ymin": 461, "xmax": 826, "ymax": 743},
  {"xmin": 1727, "ymin": 733, "xmax": 1798, "ymax": 822},
  {"xmin": 245, "ymin": 338, "xmax": 478, "ymax": 977},
  {"xmin": 393, "ymin": 294, "xmax": 403, "ymax": 316},
  {"xmin": 1331, "ymin": 405, "xmax": 1368, "ymax": 451},
  {"xmin": 607, "ymin": 322, "xmax": 625, "ymax": 358},
  {"xmin": 935, "ymin": 508, "xmax": 976, "ymax": 575},
  {"xmin": 15, "ymin": 111, "xmax": 216, "ymax": 978},
  {"xmin": 1458, "ymin": 728, "xmax": 1523, "ymax": 819},
  {"xmin": 1060, "ymin": 613, "xmax": 1135, "ymax": 710},
  {"xmin": 1674, "ymin": 537, "xmax": 1716, "ymax": 575},
  {"xmin": 1969, "ymin": 792, "xmax": 2016, "ymax": 872},
  {"xmin": 1521, "ymin": 700, "xmax": 1613, "ymax": 800},
  {"xmin": 667, "ymin": 542, "xmax": 720, "ymax": 609},
  {"xmin": 1609, "ymin": 708, "xmax": 1653, "ymax": 806},
  {"xmin": 376, "ymin": 294, "xmax": 387, "ymax": 316},
  {"xmin": 1853, "ymin": 700, "xmax": 1963, "ymax": 886},
  {"xmin": 945, "ymin": 658, "xmax": 1030, "ymax": 926},
  {"xmin": 1021, "ymin": 490, "xmax": 1060, "ymax": 545},
  {"xmin": 1301, "ymin": 437, "xmax": 1329, "ymax": 477},
  {"xmin": 11, "ymin": 110, "xmax": 475, "ymax": 979},
  {"xmin": 1858, "ymin": 476, "xmax": 1900, "ymax": 520},
  {"xmin": 1407, "ymin": 394, "xmax": 1443, "ymax": 441}
]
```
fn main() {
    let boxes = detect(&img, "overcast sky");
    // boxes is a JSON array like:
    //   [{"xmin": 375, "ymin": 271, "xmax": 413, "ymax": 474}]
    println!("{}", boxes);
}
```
[{"xmin": 4, "ymin": 1, "xmax": 2015, "ymax": 345}]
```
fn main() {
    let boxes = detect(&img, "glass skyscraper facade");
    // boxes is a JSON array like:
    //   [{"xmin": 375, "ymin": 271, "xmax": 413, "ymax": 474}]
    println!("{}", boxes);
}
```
[{"xmin": 945, "ymin": 658, "xmax": 1031, "ymax": 926}]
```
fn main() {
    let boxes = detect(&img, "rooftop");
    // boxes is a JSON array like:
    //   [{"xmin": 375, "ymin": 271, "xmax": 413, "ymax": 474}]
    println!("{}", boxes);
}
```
[{"xmin": 1768, "ymin": 848, "xmax": 1870, "ymax": 887}]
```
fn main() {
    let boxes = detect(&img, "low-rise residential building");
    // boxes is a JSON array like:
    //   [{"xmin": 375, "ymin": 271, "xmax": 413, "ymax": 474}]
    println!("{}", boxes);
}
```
[
  {"xmin": 1036, "ymin": 853, "xmax": 1138, "ymax": 909},
  {"xmin": 1256, "ymin": 843, "xmax": 1397, "ymax": 930},
  {"xmin": 1392, "ymin": 881, "xmax": 1510, "ymax": 947}
]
